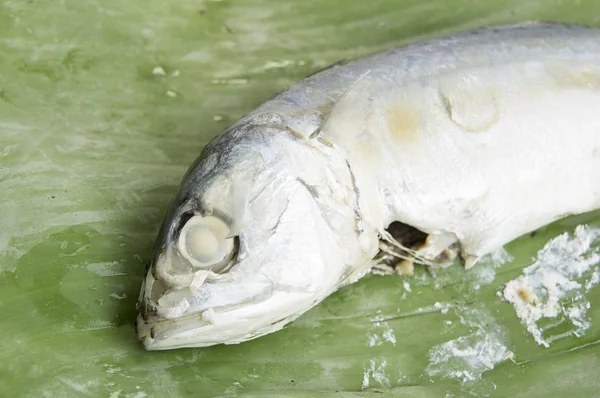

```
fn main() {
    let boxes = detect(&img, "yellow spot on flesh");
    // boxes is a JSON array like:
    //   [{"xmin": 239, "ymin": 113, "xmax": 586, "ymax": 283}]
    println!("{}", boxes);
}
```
[
  {"xmin": 386, "ymin": 106, "xmax": 421, "ymax": 143},
  {"xmin": 547, "ymin": 63, "xmax": 600, "ymax": 90},
  {"xmin": 347, "ymin": 131, "xmax": 378, "ymax": 163}
]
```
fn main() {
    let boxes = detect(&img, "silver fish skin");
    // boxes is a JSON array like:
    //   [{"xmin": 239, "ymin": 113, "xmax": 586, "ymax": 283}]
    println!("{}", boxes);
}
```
[{"xmin": 137, "ymin": 22, "xmax": 600, "ymax": 350}]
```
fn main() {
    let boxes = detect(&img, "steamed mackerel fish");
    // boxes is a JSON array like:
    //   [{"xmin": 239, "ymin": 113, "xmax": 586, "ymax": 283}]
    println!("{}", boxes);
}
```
[{"xmin": 137, "ymin": 23, "xmax": 600, "ymax": 350}]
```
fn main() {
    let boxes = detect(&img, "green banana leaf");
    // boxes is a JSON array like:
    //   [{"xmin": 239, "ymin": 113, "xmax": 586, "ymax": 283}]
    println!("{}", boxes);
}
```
[{"xmin": 1, "ymin": 1, "xmax": 599, "ymax": 396}]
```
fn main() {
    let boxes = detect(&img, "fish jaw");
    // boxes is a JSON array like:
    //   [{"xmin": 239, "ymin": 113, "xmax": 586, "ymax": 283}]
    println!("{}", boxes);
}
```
[
  {"xmin": 137, "ymin": 288, "xmax": 322, "ymax": 350},
  {"xmin": 136, "ymin": 127, "xmax": 379, "ymax": 350}
]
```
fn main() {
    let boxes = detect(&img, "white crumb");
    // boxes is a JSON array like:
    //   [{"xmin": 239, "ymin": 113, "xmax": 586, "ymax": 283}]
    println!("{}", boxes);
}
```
[
  {"xmin": 202, "ymin": 308, "xmax": 217, "ymax": 325},
  {"xmin": 501, "ymin": 225, "xmax": 600, "ymax": 347},
  {"xmin": 433, "ymin": 302, "xmax": 451, "ymax": 314},
  {"xmin": 152, "ymin": 66, "xmax": 166, "ymax": 76}
]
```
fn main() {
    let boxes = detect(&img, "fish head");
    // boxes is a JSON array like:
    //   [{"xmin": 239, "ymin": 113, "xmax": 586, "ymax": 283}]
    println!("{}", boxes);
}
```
[{"xmin": 136, "ymin": 122, "xmax": 379, "ymax": 350}]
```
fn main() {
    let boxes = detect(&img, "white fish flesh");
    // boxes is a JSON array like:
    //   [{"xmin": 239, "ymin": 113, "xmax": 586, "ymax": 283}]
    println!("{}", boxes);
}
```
[{"xmin": 136, "ymin": 22, "xmax": 600, "ymax": 350}]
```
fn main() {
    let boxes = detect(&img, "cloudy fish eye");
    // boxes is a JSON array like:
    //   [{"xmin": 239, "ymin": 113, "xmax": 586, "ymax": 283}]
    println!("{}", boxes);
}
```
[{"xmin": 177, "ymin": 215, "xmax": 236, "ymax": 273}]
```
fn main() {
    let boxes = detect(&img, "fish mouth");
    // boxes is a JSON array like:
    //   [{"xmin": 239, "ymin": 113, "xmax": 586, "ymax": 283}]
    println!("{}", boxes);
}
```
[
  {"xmin": 135, "ymin": 257, "xmax": 357, "ymax": 350},
  {"xmin": 135, "ymin": 258, "xmax": 372, "ymax": 350},
  {"xmin": 136, "ymin": 290, "xmax": 318, "ymax": 350}
]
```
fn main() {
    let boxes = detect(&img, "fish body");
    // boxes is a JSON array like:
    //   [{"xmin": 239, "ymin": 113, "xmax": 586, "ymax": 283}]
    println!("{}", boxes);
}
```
[{"xmin": 137, "ymin": 23, "xmax": 600, "ymax": 350}]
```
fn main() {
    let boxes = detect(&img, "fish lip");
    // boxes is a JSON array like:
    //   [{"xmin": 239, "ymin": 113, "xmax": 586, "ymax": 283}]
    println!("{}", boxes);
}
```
[
  {"xmin": 136, "ymin": 257, "xmax": 366, "ymax": 351},
  {"xmin": 135, "ymin": 313, "xmax": 156, "ymax": 349},
  {"xmin": 136, "ymin": 314, "xmax": 211, "ymax": 351},
  {"xmin": 136, "ymin": 289, "xmax": 323, "ymax": 350}
]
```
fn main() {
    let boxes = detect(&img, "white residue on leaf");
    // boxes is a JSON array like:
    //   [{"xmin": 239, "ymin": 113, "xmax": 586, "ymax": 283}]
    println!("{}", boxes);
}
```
[
  {"xmin": 361, "ymin": 359, "xmax": 390, "ymax": 390},
  {"xmin": 367, "ymin": 313, "xmax": 396, "ymax": 347},
  {"xmin": 367, "ymin": 334, "xmax": 381, "ymax": 347},
  {"xmin": 182, "ymin": 50, "xmax": 212, "ymax": 62},
  {"xmin": 382, "ymin": 327, "xmax": 396, "ymax": 345},
  {"xmin": 261, "ymin": 59, "xmax": 295, "ymax": 70},
  {"xmin": 224, "ymin": 381, "xmax": 243, "ymax": 396},
  {"xmin": 210, "ymin": 78, "xmax": 248, "ymax": 85},
  {"xmin": 472, "ymin": 248, "xmax": 514, "ymax": 290},
  {"xmin": 585, "ymin": 268, "xmax": 600, "ymax": 291},
  {"xmin": 484, "ymin": 247, "xmax": 514, "ymax": 265},
  {"xmin": 319, "ymin": 359, "xmax": 354, "ymax": 383},
  {"xmin": 501, "ymin": 225, "xmax": 600, "ymax": 347},
  {"xmin": 57, "ymin": 378, "xmax": 98, "ymax": 395},
  {"xmin": 426, "ymin": 307, "xmax": 511, "ymax": 383},
  {"xmin": 104, "ymin": 364, "xmax": 122, "ymax": 374},
  {"xmin": 86, "ymin": 261, "xmax": 126, "ymax": 277}
]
